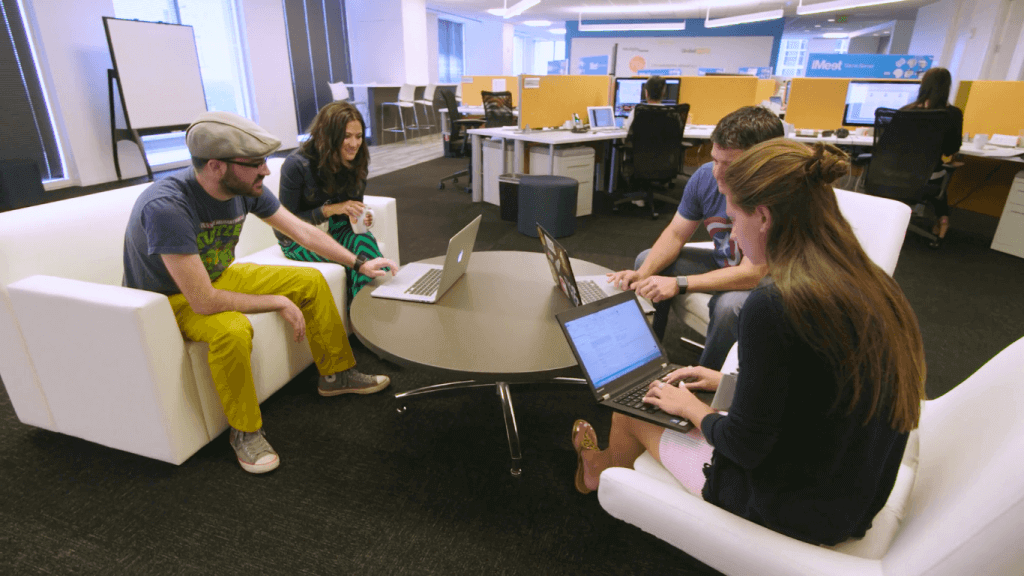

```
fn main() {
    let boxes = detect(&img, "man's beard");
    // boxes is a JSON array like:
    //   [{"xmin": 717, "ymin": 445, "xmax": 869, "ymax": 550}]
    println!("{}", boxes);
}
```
[{"xmin": 220, "ymin": 168, "xmax": 263, "ymax": 198}]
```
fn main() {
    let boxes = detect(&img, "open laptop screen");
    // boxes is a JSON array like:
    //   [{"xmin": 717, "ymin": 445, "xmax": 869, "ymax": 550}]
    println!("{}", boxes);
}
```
[
  {"xmin": 588, "ymin": 106, "xmax": 615, "ymax": 128},
  {"xmin": 562, "ymin": 297, "xmax": 661, "ymax": 390}
]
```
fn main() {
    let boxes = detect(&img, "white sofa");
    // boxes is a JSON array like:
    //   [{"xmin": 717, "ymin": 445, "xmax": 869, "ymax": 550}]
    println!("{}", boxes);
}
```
[
  {"xmin": 0, "ymin": 157, "xmax": 399, "ymax": 465},
  {"xmin": 672, "ymin": 188, "xmax": 911, "ymax": 337}
]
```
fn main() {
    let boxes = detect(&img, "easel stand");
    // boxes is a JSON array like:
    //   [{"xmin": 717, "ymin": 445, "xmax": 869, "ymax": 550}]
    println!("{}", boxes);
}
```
[{"xmin": 108, "ymin": 69, "xmax": 189, "ymax": 181}]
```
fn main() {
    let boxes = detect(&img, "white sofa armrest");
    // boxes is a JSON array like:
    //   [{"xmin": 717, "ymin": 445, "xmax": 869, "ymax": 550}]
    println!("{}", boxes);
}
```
[
  {"xmin": 364, "ymin": 195, "xmax": 400, "ymax": 264},
  {"xmin": 7, "ymin": 276, "xmax": 211, "ymax": 464}
]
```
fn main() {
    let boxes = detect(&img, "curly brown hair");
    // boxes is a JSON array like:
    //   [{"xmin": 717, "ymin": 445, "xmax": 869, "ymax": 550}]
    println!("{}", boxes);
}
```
[{"xmin": 300, "ymin": 100, "xmax": 370, "ymax": 198}]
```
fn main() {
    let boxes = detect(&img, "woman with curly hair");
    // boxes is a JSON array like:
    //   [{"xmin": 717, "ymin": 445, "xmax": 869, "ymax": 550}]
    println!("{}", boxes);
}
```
[{"xmin": 276, "ymin": 101, "xmax": 384, "ymax": 302}]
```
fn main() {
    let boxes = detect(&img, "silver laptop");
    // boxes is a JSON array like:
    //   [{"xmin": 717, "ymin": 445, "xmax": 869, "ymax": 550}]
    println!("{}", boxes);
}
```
[
  {"xmin": 537, "ymin": 223, "xmax": 655, "ymax": 313},
  {"xmin": 556, "ymin": 291, "xmax": 737, "ymax": 433},
  {"xmin": 587, "ymin": 105, "xmax": 618, "ymax": 132},
  {"xmin": 371, "ymin": 215, "xmax": 482, "ymax": 303}
]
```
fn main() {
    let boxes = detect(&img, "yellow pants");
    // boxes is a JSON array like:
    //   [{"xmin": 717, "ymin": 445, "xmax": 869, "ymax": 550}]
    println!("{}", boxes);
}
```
[{"xmin": 167, "ymin": 263, "xmax": 355, "ymax": 432}]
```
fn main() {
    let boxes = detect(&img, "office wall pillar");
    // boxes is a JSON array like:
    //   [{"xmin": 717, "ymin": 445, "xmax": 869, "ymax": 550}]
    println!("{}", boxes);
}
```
[
  {"xmin": 502, "ymin": 23, "xmax": 514, "ymax": 75},
  {"xmin": 346, "ymin": 0, "xmax": 429, "ymax": 85}
]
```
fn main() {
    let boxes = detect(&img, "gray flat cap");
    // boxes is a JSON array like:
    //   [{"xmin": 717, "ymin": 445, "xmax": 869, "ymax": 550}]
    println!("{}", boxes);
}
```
[{"xmin": 186, "ymin": 111, "xmax": 281, "ymax": 159}]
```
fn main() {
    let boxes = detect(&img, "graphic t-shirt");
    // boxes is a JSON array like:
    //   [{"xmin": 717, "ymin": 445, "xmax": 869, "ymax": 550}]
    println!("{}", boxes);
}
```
[
  {"xmin": 676, "ymin": 162, "xmax": 741, "ymax": 269},
  {"xmin": 122, "ymin": 168, "xmax": 281, "ymax": 295}
]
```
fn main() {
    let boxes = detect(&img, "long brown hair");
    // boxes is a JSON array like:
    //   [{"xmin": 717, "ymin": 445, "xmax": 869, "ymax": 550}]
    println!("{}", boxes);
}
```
[
  {"xmin": 721, "ymin": 139, "xmax": 925, "ymax": 433},
  {"xmin": 300, "ymin": 100, "xmax": 369, "ymax": 197},
  {"xmin": 911, "ymin": 67, "xmax": 952, "ymax": 110}
]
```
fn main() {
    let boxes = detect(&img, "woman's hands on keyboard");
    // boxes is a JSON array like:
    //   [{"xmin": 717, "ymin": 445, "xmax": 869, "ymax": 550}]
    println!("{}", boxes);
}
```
[{"xmin": 662, "ymin": 366, "xmax": 723, "ymax": 392}]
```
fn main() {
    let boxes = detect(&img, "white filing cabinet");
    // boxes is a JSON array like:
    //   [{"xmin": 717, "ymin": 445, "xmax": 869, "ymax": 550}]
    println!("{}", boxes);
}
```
[
  {"xmin": 483, "ymin": 138, "xmax": 514, "ymax": 206},
  {"xmin": 991, "ymin": 170, "xmax": 1024, "ymax": 259},
  {"xmin": 528, "ymin": 146, "xmax": 596, "ymax": 216}
]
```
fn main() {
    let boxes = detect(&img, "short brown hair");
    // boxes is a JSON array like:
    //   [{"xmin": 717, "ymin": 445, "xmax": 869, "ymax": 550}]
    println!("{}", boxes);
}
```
[{"xmin": 710, "ymin": 106, "xmax": 784, "ymax": 150}]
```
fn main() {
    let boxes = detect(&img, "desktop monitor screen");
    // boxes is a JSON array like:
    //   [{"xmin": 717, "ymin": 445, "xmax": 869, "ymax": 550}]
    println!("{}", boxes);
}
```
[
  {"xmin": 843, "ymin": 81, "xmax": 920, "ymax": 127},
  {"xmin": 614, "ymin": 77, "xmax": 681, "ymax": 117}
]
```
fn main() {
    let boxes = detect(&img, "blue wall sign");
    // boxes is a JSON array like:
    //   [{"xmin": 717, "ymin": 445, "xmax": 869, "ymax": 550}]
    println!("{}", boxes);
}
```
[
  {"xmin": 804, "ymin": 54, "xmax": 933, "ymax": 79},
  {"xmin": 738, "ymin": 66, "xmax": 773, "ymax": 79},
  {"xmin": 579, "ymin": 55, "xmax": 609, "ymax": 75},
  {"xmin": 548, "ymin": 60, "xmax": 568, "ymax": 75},
  {"xmin": 638, "ymin": 68, "xmax": 682, "ymax": 76}
]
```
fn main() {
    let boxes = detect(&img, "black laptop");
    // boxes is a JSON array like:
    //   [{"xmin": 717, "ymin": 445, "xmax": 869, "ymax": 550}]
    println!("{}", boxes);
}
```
[{"xmin": 556, "ymin": 290, "xmax": 693, "ymax": 433}]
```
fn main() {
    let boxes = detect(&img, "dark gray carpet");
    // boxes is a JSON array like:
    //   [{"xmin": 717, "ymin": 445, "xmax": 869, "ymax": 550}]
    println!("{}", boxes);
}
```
[{"xmin": 1, "ymin": 155, "xmax": 1022, "ymax": 574}]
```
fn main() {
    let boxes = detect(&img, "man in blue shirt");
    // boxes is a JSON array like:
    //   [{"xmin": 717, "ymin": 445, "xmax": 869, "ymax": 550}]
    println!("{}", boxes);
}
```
[
  {"xmin": 608, "ymin": 106, "xmax": 784, "ymax": 369},
  {"xmin": 123, "ymin": 112, "xmax": 398, "ymax": 474}
]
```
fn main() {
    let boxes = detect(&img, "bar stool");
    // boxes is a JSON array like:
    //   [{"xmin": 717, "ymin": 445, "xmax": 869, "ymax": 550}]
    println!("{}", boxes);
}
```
[
  {"xmin": 380, "ymin": 85, "xmax": 421, "ymax": 144},
  {"xmin": 414, "ymin": 85, "xmax": 438, "ymax": 135}
]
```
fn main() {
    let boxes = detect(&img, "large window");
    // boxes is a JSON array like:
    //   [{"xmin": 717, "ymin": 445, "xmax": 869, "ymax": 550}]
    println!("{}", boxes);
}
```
[
  {"xmin": 282, "ymin": 0, "xmax": 354, "ymax": 133},
  {"xmin": 531, "ymin": 40, "xmax": 564, "ymax": 75},
  {"xmin": 1, "ymin": 0, "xmax": 64, "ymax": 181},
  {"xmin": 438, "ymin": 18, "xmax": 463, "ymax": 84},
  {"xmin": 113, "ymin": 0, "xmax": 252, "ymax": 165},
  {"xmin": 776, "ymin": 38, "xmax": 808, "ymax": 77}
]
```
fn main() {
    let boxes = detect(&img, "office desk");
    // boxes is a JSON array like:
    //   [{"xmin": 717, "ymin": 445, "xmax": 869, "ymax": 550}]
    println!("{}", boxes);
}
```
[
  {"xmin": 350, "ymin": 251, "xmax": 608, "ymax": 476},
  {"xmin": 957, "ymin": 144, "xmax": 1024, "ymax": 162}
]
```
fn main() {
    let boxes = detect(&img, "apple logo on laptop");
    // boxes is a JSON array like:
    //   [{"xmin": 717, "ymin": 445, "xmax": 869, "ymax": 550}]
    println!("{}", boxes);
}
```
[{"xmin": 457, "ymin": 250, "xmax": 464, "ymax": 263}]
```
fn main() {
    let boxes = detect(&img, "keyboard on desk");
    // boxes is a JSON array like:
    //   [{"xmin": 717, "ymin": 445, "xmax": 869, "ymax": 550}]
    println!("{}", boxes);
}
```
[
  {"xmin": 577, "ymin": 279, "xmax": 607, "ymax": 304},
  {"xmin": 405, "ymin": 268, "xmax": 443, "ymax": 296},
  {"xmin": 611, "ymin": 366, "xmax": 677, "ymax": 414}
]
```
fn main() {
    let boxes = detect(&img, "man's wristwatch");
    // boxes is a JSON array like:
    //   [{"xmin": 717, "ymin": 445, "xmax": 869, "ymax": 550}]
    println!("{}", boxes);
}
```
[
  {"xmin": 352, "ymin": 254, "xmax": 369, "ymax": 273},
  {"xmin": 677, "ymin": 276, "xmax": 688, "ymax": 294}
]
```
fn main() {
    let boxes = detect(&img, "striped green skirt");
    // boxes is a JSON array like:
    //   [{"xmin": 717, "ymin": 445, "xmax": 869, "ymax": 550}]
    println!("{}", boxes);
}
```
[{"xmin": 280, "ymin": 217, "xmax": 383, "ymax": 303}]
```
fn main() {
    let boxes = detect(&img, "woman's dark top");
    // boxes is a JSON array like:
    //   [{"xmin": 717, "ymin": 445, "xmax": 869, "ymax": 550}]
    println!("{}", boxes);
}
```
[
  {"xmin": 899, "ymin": 103, "xmax": 963, "ymax": 173},
  {"xmin": 275, "ymin": 149, "xmax": 366, "ymax": 245},
  {"xmin": 699, "ymin": 280, "xmax": 908, "ymax": 546}
]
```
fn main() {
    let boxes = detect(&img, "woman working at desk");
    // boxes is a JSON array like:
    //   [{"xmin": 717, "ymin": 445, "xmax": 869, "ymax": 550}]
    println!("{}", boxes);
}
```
[
  {"xmin": 900, "ymin": 66, "xmax": 963, "ymax": 249},
  {"xmin": 571, "ymin": 139, "xmax": 926, "ymax": 546},
  {"xmin": 277, "ymin": 101, "xmax": 385, "ymax": 302}
]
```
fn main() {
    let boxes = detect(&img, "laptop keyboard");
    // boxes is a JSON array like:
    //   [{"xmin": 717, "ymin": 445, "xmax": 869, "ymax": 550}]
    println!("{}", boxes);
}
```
[
  {"xmin": 577, "ymin": 280, "xmax": 606, "ymax": 304},
  {"xmin": 611, "ymin": 367, "xmax": 676, "ymax": 414},
  {"xmin": 405, "ymin": 268, "xmax": 443, "ymax": 296}
]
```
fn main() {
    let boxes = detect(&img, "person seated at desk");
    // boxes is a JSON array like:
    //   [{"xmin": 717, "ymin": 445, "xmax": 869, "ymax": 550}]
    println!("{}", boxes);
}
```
[
  {"xmin": 277, "ymin": 101, "xmax": 387, "ymax": 301},
  {"xmin": 122, "ymin": 111, "xmax": 397, "ymax": 474},
  {"xmin": 573, "ymin": 139, "xmax": 925, "ymax": 546},
  {"xmin": 622, "ymin": 75, "xmax": 666, "ymax": 133},
  {"xmin": 899, "ymin": 67, "xmax": 963, "ymax": 249},
  {"xmin": 607, "ymin": 106, "xmax": 784, "ymax": 370}
]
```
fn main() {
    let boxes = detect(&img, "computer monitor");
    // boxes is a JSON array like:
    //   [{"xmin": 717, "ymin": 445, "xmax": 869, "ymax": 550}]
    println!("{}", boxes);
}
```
[
  {"xmin": 614, "ymin": 77, "xmax": 645, "ymax": 117},
  {"xmin": 842, "ymin": 81, "xmax": 921, "ymax": 127},
  {"xmin": 613, "ymin": 77, "xmax": 681, "ymax": 117},
  {"xmin": 587, "ymin": 106, "xmax": 616, "ymax": 129}
]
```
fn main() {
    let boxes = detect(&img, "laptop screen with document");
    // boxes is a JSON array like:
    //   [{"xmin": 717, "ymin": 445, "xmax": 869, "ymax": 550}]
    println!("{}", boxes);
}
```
[{"xmin": 562, "ymin": 297, "xmax": 662, "ymax": 390}]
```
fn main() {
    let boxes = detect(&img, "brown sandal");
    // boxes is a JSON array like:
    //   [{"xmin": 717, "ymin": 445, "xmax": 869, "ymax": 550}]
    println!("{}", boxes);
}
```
[{"xmin": 572, "ymin": 419, "xmax": 599, "ymax": 494}]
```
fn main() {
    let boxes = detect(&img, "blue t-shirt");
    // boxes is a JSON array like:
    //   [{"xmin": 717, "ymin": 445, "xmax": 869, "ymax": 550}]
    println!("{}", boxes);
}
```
[
  {"xmin": 122, "ymin": 168, "xmax": 281, "ymax": 295},
  {"xmin": 677, "ymin": 162, "xmax": 741, "ymax": 269}
]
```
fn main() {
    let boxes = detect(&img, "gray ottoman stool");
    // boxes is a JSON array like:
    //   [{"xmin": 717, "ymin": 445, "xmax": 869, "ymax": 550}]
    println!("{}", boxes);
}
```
[{"xmin": 517, "ymin": 175, "xmax": 578, "ymax": 238}]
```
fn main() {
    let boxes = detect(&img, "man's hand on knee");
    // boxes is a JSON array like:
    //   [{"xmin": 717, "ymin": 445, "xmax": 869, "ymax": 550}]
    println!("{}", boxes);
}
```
[{"xmin": 276, "ymin": 299, "xmax": 306, "ymax": 342}]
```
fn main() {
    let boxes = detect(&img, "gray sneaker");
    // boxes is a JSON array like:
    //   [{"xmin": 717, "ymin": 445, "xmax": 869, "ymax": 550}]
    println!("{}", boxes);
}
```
[
  {"xmin": 229, "ymin": 427, "xmax": 280, "ymax": 474},
  {"xmin": 318, "ymin": 369, "xmax": 390, "ymax": 396}
]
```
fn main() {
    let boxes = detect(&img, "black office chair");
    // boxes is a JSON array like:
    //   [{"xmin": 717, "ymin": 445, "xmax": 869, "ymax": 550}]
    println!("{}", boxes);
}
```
[
  {"xmin": 864, "ymin": 107, "xmax": 951, "ymax": 244},
  {"xmin": 438, "ymin": 88, "xmax": 485, "ymax": 192},
  {"xmin": 614, "ymin": 104, "xmax": 689, "ymax": 219},
  {"xmin": 481, "ymin": 91, "xmax": 516, "ymax": 128}
]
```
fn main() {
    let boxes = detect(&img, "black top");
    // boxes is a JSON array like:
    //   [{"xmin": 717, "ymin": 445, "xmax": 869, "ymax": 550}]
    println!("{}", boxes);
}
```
[
  {"xmin": 275, "ymin": 149, "xmax": 366, "ymax": 244},
  {"xmin": 699, "ymin": 280, "xmax": 908, "ymax": 546}
]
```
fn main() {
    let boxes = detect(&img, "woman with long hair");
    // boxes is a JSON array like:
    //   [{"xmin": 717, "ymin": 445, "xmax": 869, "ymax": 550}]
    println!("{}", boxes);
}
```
[
  {"xmin": 571, "ymin": 139, "xmax": 926, "ymax": 546},
  {"xmin": 276, "ymin": 100, "xmax": 384, "ymax": 301},
  {"xmin": 900, "ymin": 66, "xmax": 963, "ymax": 248}
]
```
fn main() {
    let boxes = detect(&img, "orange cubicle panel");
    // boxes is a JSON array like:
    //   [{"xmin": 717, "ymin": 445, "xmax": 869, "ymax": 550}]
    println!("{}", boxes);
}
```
[
  {"xmin": 755, "ymin": 79, "xmax": 778, "ymax": 106},
  {"xmin": 677, "ymin": 76, "xmax": 759, "ymax": 125},
  {"xmin": 517, "ymin": 75, "xmax": 612, "ymax": 129},
  {"xmin": 960, "ymin": 81, "xmax": 1024, "ymax": 137},
  {"xmin": 460, "ymin": 76, "xmax": 519, "ymax": 107},
  {"xmin": 785, "ymin": 78, "xmax": 849, "ymax": 130}
]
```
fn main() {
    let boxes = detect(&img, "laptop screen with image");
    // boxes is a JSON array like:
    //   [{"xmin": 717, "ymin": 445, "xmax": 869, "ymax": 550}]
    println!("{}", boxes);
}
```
[{"xmin": 562, "ymin": 297, "xmax": 662, "ymax": 390}]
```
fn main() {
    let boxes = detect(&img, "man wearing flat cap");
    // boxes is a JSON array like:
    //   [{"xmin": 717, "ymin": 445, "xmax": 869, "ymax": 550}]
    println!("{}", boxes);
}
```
[{"xmin": 123, "ymin": 111, "xmax": 398, "ymax": 474}]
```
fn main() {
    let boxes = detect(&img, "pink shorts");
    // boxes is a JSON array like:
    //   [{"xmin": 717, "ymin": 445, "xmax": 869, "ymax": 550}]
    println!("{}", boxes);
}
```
[{"xmin": 658, "ymin": 427, "xmax": 714, "ymax": 496}]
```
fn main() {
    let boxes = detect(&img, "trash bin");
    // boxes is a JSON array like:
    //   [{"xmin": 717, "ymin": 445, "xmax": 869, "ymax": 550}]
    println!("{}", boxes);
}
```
[{"xmin": 498, "ymin": 173, "xmax": 523, "ymax": 222}]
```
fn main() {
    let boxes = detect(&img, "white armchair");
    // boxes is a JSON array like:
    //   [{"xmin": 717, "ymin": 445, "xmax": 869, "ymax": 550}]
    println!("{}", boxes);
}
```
[
  {"xmin": 671, "ymin": 188, "xmax": 911, "ymax": 338},
  {"xmin": 598, "ymin": 336, "xmax": 1024, "ymax": 576}
]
